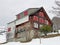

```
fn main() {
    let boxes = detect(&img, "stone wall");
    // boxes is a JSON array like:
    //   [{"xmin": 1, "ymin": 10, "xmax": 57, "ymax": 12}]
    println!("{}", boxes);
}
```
[{"xmin": 16, "ymin": 22, "xmax": 32, "ymax": 38}]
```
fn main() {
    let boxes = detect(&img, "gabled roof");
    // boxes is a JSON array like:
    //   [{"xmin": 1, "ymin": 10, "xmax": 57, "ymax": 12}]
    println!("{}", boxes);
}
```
[
  {"xmin": 8, "ymin": 8, "xmax": 39, "ymax": 24},
  {"xmin": 16, "ymin": 8, "xmax": 39, "ymax": 16},
  {"xmin": 8, "ymin": 7, "xmax": 52, "ymax": 25},
  {"xmin": 16, "ymin": 8, "xmax": 40, "ymax": 20},
  {"xmin": 30, "ymin": 7, "xmax": 53, "ymax": 25},
  {"xmin": 41, "ymin": 7, "xmax": 53, "ymax": 25}
]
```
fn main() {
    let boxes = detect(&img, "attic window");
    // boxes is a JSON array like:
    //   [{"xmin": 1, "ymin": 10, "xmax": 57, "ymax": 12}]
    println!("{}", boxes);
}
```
[
  {"xmin": 33, "ymin": 16, "xmax": 38, "ymax": 21},
  {"xmin": 39, "ymin": 12, "xmax": 44, "ymax": 17},
  {"xmin": 17, "ymin": 14, "xmax": 20, "ymax": 19},
  {"xmin": 24, "ymin": 10, "xmax": 28, "ymax": 16}
]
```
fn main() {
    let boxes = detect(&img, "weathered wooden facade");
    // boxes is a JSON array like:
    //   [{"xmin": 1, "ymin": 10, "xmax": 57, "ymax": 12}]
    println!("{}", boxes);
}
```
[
  {"xmin": 52, "ymin": 17, "xmax": 60, "ymax": 32},
  {"xmin": 7, "ymin": 7, "xmax": 53, "ymax": 39}
]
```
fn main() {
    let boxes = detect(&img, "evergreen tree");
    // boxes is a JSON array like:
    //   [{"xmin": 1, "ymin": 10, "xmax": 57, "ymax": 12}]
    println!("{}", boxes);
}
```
[{"xmin": 40, "ymin": 25, "xmax": 52, "ymax": 36}]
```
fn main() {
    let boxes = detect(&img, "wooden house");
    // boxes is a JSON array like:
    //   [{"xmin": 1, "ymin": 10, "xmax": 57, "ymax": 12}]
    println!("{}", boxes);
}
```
[{"xmin": 7, "ymin": 7, "xmax": 53, "ymax": 39}]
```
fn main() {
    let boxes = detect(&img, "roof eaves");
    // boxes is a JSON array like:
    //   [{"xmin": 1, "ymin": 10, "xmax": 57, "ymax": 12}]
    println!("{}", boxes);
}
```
[{"xmin": 8, "ymin": 19, "xmax": 17, "ymax": 24}]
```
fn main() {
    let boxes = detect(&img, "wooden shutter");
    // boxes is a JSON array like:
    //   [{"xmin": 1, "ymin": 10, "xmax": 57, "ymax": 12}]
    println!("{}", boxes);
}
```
[
  {"xmin": 39, "ymin": 12, "xmax": 44, "ymax": 17},
  {"xmin": 39, "ymin": 18, "xmax": 42, "ymax": 23},
  {"xmin": 39, "ymin": 18, "xmax": 45, "ymax": 23},
  {"xmin": 42, "ymin": 19, "xmax": 45, "ymax": 23},
  {"xmin": 33, "ymin": 16, "xmax": 38, "ymax": 21},
  {"xmin": 8, "ymin": 28, "xmax": 11, "ymax": 32},
  {"xmin": 24, "ymin": 10, "xmax": 28, "ymax": 16}
]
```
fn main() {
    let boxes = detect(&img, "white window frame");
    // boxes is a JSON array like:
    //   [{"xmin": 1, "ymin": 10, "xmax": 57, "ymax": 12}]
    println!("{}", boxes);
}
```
[{"xmin": 34, "ymin": 23, "xmax": 38, "ymax": 28}]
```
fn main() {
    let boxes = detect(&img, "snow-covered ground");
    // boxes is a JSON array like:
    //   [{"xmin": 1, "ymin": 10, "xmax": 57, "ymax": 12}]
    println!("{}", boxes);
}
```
[
  {"xmin": 0, "ymin": 26, "xmax": 7, "ymax": 44},
  {"xmin": 0, "ymin": 32, "xmax": 7, "ymax": 43},
  {"xmin": 2, "ymin": 36, "xmax": 60, "ymax": 45}
]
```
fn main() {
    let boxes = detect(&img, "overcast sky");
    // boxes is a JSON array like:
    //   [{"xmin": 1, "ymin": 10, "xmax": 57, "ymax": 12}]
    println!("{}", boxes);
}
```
[{"xmin": 0, "ymin": 0, "xmax": 57, "ymax": 26}]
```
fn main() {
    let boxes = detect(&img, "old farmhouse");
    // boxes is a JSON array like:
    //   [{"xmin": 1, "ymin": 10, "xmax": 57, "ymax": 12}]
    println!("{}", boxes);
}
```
[{"xmin": 7, "ymin": 7, "xmax": 53, "ymax": 39}]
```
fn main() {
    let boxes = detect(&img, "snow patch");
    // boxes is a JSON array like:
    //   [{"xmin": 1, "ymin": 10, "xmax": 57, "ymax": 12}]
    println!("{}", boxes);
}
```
[{"xmin": 2, "ymin": 36, "xmax": 60, "ymax": 45}]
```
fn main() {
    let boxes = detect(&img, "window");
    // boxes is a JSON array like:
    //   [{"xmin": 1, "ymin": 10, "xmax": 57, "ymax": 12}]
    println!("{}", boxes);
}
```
[
  {"xmin": 39, "ymin": 18, "xmax": 45, "ymax": 23},
  {"xmin": 24, "ymin": 10, "xmax": 28, "ymax": 16},
  {"xmin": 39, "ymin": 12, "xmax": 44, "ymax": 17},
  {"xmin": 34, "ymin": 23, "xmax": 38, "ymax": 28},
  {"xmin": 39, "ymin": 18, "xmax": 42, "ymax": 23},
  {"xmin": 33, "ymin": 16, "xmax": 38, "ymax": 21},
  {"xmin": 8, "ymin": 28, "xmax": 11, "ymax": 32},
  {"xmin": 45, "ymin": 20, "xmax": 48, "ymax": 25},
  {"xmin": 17, "ymin": 14, "xmax": 20, "ymax": 19}
]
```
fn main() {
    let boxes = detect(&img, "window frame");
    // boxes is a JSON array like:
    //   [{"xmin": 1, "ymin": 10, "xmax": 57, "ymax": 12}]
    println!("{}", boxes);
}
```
[{"xmin": 33, "ymin": 22, "xmax": 38, "ymax": 28}]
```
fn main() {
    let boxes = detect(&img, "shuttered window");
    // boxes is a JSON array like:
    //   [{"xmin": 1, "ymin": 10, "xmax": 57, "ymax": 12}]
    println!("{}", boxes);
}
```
[
  {"xmin": 33, "ymin": 16, "xmax": 38, "ymax": 21},
  {"xmin": 8, "ymin": 28, "xmax": 11, "ymax": 32},
  {"xmin": 24, "ymin": 10, "xmax": 28, "ymax": 16},
  {"xmin": 39, "ymin": 12, "xmax": 44, "ymax": 17},
  {"xmin": 39, "ymin": 18, "xmax": 45, "ymax": 23}
]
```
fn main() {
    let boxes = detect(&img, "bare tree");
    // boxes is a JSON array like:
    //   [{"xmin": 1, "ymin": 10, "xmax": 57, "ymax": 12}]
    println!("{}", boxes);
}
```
[{"xmin": 50, "ymin": 0, "xmax": 60, "ymax": 16}]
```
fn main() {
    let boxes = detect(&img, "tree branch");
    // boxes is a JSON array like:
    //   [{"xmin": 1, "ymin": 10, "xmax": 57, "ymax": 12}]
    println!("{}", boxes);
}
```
[
  {"xmin": 52, "ymin": 7, "xmax": 60, "ymax": 10},
  {"xmin": 55, "ymin": 1, "xmax": 60, "ymax": 7}
]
